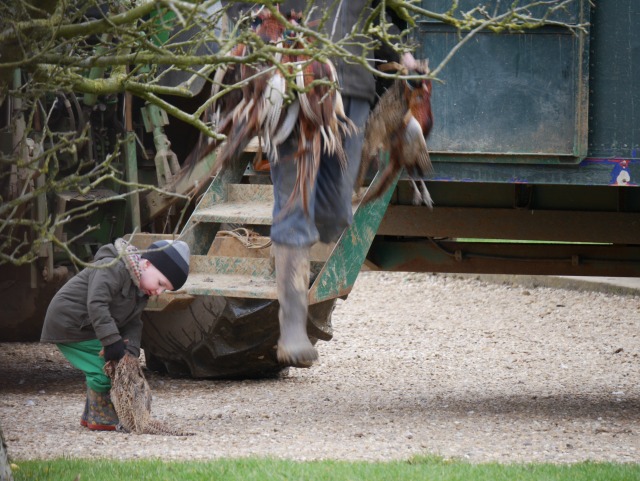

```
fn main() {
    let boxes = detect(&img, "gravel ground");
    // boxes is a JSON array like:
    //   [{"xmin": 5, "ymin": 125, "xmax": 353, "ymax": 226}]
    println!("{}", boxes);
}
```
[{"xmin": 1, "ymin": 272, "xmax": 639, "ymax": 463}]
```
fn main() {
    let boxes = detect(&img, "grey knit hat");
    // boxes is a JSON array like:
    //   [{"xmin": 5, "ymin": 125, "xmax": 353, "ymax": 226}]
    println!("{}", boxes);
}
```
[{"xmin": 141, "ymin": 240, "xmax": 190, "ymax": 290}]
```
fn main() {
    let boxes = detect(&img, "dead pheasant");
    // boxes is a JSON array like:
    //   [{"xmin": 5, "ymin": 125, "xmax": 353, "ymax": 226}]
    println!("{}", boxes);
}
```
[
  {"xmin": 206, "ymin": 7, "xmax": 355, "ymax": 214},
  {"xmin": 104, "ymin": 354, "xmax": 192, "ymax": 436},
  {"xmin": 358, "ymin": 60, "xmax": 434, "ymax": 206}
]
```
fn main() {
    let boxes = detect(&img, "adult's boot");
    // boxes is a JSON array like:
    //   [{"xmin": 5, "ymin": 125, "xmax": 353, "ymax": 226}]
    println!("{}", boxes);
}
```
[
  {"xmin": 273, "ymin": 243, "xmax": 318, "ymax": 366},
  {"xmin": 85, "ymin": 387, "xmax": 119, "ymax": 431}
]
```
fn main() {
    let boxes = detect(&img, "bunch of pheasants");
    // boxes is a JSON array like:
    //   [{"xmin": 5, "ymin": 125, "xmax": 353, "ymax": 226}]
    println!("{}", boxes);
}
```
[
  {"xmin": 207, "ymin": 7, "xmax": 354, "ymax": 214},
  {"xmin": 204, "ymin": 8, "xmax": 434, "ymax": 209}
]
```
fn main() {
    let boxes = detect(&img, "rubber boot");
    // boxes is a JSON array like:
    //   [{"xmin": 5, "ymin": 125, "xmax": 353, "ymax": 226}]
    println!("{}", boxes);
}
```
[
  {"xmin": 80, "ymin": 395, "xmax": 89, "ymax": 427},
  {"xmin": 85, "ymin": 387, "xmax": 119, "ymax": 431},
  {"xmin": 273, "ymin": 243, "xmax": 318, "ymax": 366}
]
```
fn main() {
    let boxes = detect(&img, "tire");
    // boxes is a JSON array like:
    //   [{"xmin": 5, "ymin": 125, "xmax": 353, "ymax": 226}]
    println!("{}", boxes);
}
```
[{"xmin": 141, "ymin": 295, "xmax": 336, "ymax": 379}]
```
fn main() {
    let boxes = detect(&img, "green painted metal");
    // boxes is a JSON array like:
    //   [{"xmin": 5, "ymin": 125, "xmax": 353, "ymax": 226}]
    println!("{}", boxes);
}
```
[
  {"xmin": 149, "ymin": 8, "xmax": 177, "ymax": 46},
  {"xmin": 308, "ymin": 165, "xmax": 400, "ymax": 304},
  {"xmin": 190, "ymin": 183, "xmax": 274, "ymax": 225},
  {"xmin": 417, "ymin": 0, "xmax": 590, "ymax": 164},
  {"xmin": 123, "ymin": 132, "xmax": 141, "ymax": 231},
  {"xmin": 418, "ymin": 157, "xmax": 640, "ymax": 186},
  {"xmin": 190, "ymin": 255, "xmax": 275, "ymax": 277},
  {"xmin": 588, "ymin": 1, "xmax": 640, "ymax": 159},
  {"xmin": 141, "ymin": 103, "xmax": 181, "ymax": 186},
  {"xmin": 183, "ymin": 255, "xmax": 277, "ymax": 299},
  {"xmin": 179, "ymin": 156, "xmax": 249, "ymax": 255},
  {"xmin": 411, "ymin": 0, "xmax": 639, "ymax": 192}
]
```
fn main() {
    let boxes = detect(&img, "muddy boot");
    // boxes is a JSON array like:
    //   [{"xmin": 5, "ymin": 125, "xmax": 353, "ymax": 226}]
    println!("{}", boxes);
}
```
[
  {"xmin": 273, "ymin": 243, "xmax": 318, "ymax": 366},
  {"xmin": 85, "ymin": 387, "xmax": 119, "ymax": 431},
  {"xmin": 80, "ymin": 394, "xmax": 89, "ymax": 427}
]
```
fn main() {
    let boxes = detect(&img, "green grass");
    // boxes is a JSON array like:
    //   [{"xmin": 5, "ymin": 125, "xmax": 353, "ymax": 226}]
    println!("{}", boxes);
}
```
[{"xmin": 11, "ymin": 456, "xmax": 640, "ymax": 481}]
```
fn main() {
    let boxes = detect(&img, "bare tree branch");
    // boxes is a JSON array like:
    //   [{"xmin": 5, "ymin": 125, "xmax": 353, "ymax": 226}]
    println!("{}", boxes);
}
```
[{"xmin": 0, "ymin": 0, "xmax": 587, "ymax": 267}]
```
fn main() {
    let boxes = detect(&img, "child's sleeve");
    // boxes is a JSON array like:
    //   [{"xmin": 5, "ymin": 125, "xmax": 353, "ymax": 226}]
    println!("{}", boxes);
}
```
[{"xmin": 119, "ymin": 316, "xmax": 143, "ymax": 358}]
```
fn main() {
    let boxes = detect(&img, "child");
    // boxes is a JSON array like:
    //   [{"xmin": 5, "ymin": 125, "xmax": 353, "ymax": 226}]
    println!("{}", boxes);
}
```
[{"xmin": 41, "ymin": 238, "xmax": 190, "ymax": 431}]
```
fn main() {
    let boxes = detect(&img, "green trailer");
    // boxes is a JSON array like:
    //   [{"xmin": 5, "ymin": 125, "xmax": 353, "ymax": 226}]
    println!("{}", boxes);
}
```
[{"xmin": 369, "ymin": 0, "xmax": 639, "ymax": 277}]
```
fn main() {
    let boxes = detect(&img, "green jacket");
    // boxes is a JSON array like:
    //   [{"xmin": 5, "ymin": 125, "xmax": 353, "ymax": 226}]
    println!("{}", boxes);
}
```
[{"xmin": 40, "ymin": 243, "xmax": 147, "ymax": 357}]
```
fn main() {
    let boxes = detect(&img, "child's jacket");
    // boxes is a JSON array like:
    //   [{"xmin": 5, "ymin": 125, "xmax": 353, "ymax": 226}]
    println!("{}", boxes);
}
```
[{"xmin": 41, "ymin": 243, "xmax": 148, "ymax": 357}]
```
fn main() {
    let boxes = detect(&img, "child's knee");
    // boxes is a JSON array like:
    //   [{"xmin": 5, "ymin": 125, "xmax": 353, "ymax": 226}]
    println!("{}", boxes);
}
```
[{"xmin": 86, "ymin": 373, "xmax": 111, "ymax": 393}]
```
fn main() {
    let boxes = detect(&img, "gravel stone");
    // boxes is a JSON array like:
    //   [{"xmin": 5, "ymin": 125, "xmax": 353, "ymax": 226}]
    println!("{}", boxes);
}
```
[{"xmin": 0, "ymin": 272, "xmax": 638, "ymax": 463}]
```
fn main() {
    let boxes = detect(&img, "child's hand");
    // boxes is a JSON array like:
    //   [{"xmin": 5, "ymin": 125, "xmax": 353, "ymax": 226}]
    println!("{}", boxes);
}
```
[{"xmin": 103, "ymin": 339, "xmax": 126, "ymax": 361}]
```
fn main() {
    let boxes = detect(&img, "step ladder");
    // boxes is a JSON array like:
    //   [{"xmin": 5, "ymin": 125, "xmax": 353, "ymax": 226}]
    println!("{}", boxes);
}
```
[{"xmin": 138, "ymin": 152, "xmax": 399, "ymax": 311}]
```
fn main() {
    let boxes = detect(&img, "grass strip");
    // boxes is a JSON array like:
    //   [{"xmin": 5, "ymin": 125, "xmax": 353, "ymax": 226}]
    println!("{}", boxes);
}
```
[{"xmin": 11, "ymin": 455, "xmax": 640, "ymax": 481}]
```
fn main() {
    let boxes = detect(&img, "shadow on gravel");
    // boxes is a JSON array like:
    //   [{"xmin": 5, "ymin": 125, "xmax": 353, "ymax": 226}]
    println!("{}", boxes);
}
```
[
  {"xmin": 0, "ymin": 342, "xmax": 84, "ymax": 394},
  {"xmin": 412, "ymin": 393, "xmax": 640, "ymax": 420}
]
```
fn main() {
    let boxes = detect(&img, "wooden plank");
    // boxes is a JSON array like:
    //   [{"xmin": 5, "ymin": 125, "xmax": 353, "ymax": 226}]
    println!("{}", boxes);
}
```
[
  {"xmin": 207, "ymin": 234, "xmax": 271, "ymax": 258},
  {"xmin": 206, "ymin": 235, "xmax": 333, "ymax": 262}
]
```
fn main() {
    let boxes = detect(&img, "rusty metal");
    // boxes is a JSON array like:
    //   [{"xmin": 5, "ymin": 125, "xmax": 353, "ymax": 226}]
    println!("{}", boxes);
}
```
[
  {"xmin": 377, "ymin": 206, "xmax": 640, "ymax": 244},
  {"xmin": 368, "ymin": 239, "xmax": 640, "ymax": 277}
]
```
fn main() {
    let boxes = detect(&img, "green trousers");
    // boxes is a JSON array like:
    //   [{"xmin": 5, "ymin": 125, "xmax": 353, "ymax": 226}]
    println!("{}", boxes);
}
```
[{"xmin": 57, "ymin": 339, "xmax": 111, "ymax": 393}]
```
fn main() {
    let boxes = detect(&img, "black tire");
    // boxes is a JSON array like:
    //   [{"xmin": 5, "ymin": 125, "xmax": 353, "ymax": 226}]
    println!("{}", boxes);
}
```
[{"xmin": 141, "ymin": 295, "xmax": 336, "ymax": 379}]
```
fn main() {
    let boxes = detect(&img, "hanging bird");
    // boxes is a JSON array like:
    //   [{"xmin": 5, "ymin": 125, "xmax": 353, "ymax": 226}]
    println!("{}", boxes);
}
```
[
  {"xmin": 189, "ymin": 7, "xmax": 289, "ymax": 172},
  {"xmin": 203, "ymin": 7, "xmax": 355, "ymax": 215},
  {"xmin": 357, "ymin": 60, "xmax": 434, "ymax": 207}
]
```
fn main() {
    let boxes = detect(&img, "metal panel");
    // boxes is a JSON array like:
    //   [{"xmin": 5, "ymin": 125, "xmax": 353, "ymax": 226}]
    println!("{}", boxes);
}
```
[
  {"xmin": 377, "ymin": 205, "xmax": 640, "ymax": 244},
  {"xmin": 368, "ymin": 239, "xmax": 640, "ymax": 277},
  {"xmin": 424, "ymin": 0, "xmax": 584, "ymax": 24},
  {"xmin": 587, "ymin": 1, "xmax": 640, "ymax": 159},
  {"xmin": 308, "ymin": 162, "xmax": 401, "ymax": 304},
  {"xmin": 421, "ymin": 157, "xmax": 640, "ymax": 185},
  {"xmin": 416, "ymin": 0, "xmax": 590, "ymax": 163}
]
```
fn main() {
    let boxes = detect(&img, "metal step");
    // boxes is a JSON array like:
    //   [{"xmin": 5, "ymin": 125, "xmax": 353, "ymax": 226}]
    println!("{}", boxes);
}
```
[
  {"xmin": 190, "ymin": 183, "xmax": 364, "ymax": 227},
  {"xmin": 156, "ymin": 171, "xmax": 394, "ymax": 309},
  {"xmin": 191, "ymin": 183, "xmax": 274, "ymax": 225},
  {"xmin": 185, "ymin": 254, "xmax": 278, "ymax": 299},
  {"xmin": 178, "ymin": 254, "xmax": 324, "ymax": 299}
]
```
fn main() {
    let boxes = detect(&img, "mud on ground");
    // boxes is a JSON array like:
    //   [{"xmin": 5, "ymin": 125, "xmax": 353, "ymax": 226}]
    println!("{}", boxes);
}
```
[{"xmin": 0, "ymin": 272, "xmax": 638, "ymax": 463}]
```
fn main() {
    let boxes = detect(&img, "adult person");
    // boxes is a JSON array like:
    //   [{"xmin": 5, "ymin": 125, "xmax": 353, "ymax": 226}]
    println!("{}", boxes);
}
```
[{"xmin": 223, "ymin": 0, "xmax": 417, "ymax": 366}]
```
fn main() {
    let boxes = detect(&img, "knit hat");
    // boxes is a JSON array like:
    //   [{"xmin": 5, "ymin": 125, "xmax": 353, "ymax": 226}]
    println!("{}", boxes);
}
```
[{"xmin": 141, "ymin": 240, "xmax": 190, "ymax": 291}]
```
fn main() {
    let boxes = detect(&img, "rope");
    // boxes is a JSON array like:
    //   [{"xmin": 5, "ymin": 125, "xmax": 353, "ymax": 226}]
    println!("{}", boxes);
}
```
[{"xmin": 217, "ymin": 227, "xmax": 272, "ymax": 249}]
